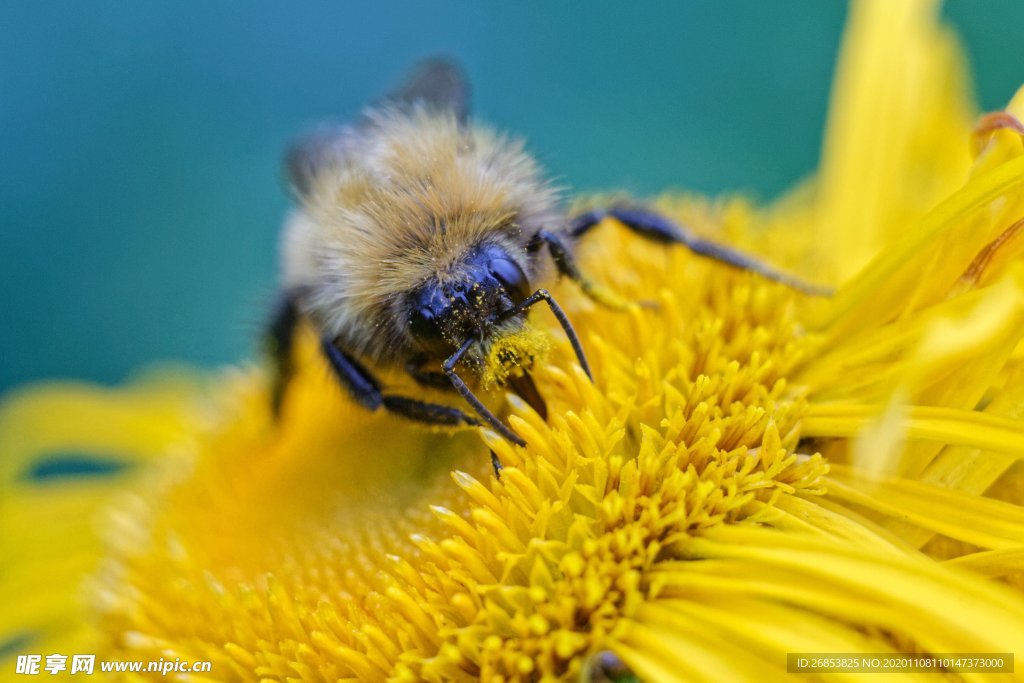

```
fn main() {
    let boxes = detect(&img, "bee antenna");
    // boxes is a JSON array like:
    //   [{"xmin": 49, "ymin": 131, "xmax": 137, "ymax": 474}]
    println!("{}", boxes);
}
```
[
  {"xmin": 444, "ymin": 338, "xmax": 527, "ymax": 447},
  {"xmin": 510, "ymin": 289, "xmax": 593, "ymax": 382}
]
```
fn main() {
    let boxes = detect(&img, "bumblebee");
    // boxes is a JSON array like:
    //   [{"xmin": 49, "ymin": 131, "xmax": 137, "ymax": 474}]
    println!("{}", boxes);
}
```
[{"xmin": 269, "ymin": 58, "xmax": 826, "ymax": 448}]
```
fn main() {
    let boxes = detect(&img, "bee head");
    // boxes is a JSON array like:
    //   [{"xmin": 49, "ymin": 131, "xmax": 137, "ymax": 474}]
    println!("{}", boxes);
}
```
[{"xmin": 407, "ymin": 243, "xmax": 532, "ymax": 357}]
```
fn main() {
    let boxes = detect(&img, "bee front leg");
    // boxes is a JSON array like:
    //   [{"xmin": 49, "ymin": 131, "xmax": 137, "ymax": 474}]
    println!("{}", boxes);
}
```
[
  {"xmin": 321, "ymin": 339, "xmax": 480, "ymax": 428},
  {"xmin": 569, "ymin": 206, "xmax": 832, "ymax": 296},
  {"xmin": 408, "ymin": 345, "xmax": 513, "ymax": 478},
  {"xmin": 533, "ymin": 229, "xmax": 640, "ymax": 311}
]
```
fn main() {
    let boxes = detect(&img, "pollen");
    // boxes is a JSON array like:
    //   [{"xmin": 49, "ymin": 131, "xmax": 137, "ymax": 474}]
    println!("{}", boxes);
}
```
[{"xmin": 479, "ymin": 326, "xmax": 551, "ymax": 389}]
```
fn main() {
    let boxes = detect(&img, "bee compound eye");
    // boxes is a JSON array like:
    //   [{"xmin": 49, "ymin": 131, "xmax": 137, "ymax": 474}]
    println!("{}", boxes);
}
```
[{"xmin": 487, "ymin": 257, "xmax": 531, "ymax": 306}]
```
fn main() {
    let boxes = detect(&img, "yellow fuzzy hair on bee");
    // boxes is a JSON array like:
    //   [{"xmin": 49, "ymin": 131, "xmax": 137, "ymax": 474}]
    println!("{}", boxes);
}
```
[{"xmin": 282, "ymin": 104, "xmax": 561, "ymax": 363}]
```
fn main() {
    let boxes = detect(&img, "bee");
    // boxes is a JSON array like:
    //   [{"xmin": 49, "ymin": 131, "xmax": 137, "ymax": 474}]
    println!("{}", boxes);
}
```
[{"xmin": 268, "ymin": 58, "xmax": 827, "ymax": 450}]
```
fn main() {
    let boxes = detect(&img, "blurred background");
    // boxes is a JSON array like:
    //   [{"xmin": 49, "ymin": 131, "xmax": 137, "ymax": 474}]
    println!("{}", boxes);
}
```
[{"xmin": 2, "ymin": 1, "xmax": 1022, "ymax": 393}]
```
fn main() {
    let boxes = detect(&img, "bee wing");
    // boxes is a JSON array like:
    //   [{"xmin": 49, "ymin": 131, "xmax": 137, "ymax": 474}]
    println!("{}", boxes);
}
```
[
  {"xmin": 381, "ymin": 57, "xmax": 471, "ymax": 124},
  {"xmin": 285, "ymin": 58, "xmax": 471, "ymax": 198},
  {"xmin": 284, "ymin": 123, "xmax": 357, "ymax": 199}
]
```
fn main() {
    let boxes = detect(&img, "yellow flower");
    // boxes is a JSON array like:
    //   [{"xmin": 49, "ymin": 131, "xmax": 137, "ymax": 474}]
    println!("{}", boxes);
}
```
[{"xmin": 5, "ymin": 0, "xmax": 1024, "ymax": 680}]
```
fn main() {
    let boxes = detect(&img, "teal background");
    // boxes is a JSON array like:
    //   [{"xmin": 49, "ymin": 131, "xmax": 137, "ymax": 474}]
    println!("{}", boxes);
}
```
[{"xmin": 1, "ymin": 2, "xmax": 1022, "ymax": 392}]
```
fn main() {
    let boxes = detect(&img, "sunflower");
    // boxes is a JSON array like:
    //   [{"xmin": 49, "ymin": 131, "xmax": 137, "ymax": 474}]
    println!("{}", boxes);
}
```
[{"xmin": 4, "ymin": 1, "xmax": 1024, "ymax": 681}]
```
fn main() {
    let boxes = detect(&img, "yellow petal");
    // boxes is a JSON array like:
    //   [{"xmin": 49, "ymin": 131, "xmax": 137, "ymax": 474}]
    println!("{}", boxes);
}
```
[{"xmin": 815, "ymin": 0, "xmax": 973, "ymax": 279}]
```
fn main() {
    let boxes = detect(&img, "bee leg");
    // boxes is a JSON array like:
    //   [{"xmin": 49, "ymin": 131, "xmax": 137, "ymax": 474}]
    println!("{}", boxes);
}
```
[
  {"xmin": 420, "ymin": 349, "xmax": 541, "ymax": 476},
  {"xmin": 444, "ymin": 338, "xmax": 528, "ymax": 447},
  {"xmin": 266, "ymin": 292, "xmax": 300, "ymax": 416},
  {"xmin": 534, "ymin": 229, "xmax": 656, "ymax": 310},
  {"xmin": 510, "ymin": 289, "xmax": 594, "ymax": 383},
  {"xmin": 321, "ymin": 338, "xmax": 481, "ymax": 428},
  {"xmin": 568, "ymin": 206, "xmax": 833, "ymax": 296},
  {"xmin": 412, "ymin": 350, "xmax": 549, "ymax": 419},
  {"xmin": 490, "ymin": 450, "xmax": 504, "ymax": 480},
  {"xmin": 405, "ymin": 356, "xmax": 457, "ymax": 391}
]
